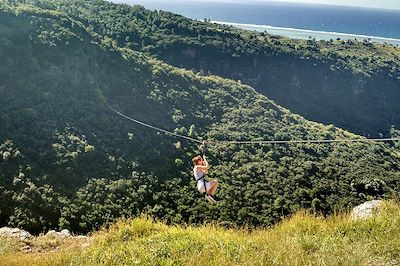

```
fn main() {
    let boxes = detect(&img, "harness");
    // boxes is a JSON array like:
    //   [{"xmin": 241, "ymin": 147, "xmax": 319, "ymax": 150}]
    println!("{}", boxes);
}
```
[
  {"xmin": 195, "ymin": 172, "xmax": 208, "ymax": 194},
  {"xmin": 194, "ymin": 140, "xmax": 208, "ymax": 194}
]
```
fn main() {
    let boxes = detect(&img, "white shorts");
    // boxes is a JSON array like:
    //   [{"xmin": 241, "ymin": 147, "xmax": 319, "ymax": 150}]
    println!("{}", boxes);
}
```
[{"xmin": 197, "ymin": 180, "xmax": 212, "ymax": 193}]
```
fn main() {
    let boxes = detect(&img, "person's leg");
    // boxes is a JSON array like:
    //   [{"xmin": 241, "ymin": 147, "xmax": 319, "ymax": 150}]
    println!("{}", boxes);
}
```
[
  {"xmin": 204, "ymin": 181, "xmax": 216, "ymax": 203},
  {"xmin": 205, "ymin": 181, "xmax": 213, "ymax": 194},
  {"xmin": 208, "ymin": 180, "xmax": 218, "ymax": 196},
  {"xmin": 205, "ymin": 193, "xmax": 216, "ymax": 204}
]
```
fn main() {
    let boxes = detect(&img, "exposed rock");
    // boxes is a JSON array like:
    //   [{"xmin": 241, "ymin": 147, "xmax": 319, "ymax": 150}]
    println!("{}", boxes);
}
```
[
  {"xmin": 351, "ymin": 200, "xmax": 383, "ymax": 221},
  {"xmin": 0, "ymin": 227, "xmax": 32, "ymax": 240},
  {"xmin": 21, "ymin": 245, "xmax": 32, "ymax": 253},
  {"xmin": 60, "ymin": 229, "xmax": 71, "ymax": 237},
  {"xmin": 46, "ymin": 230, "xmax": 60, "ymax": 237},
  {"xmin": 46, "ymin": 229, "xmax": 72, "ymax": 238}
]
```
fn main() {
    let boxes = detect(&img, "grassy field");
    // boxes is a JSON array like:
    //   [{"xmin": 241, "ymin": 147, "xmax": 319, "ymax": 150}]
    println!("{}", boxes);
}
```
[{"xmin": 1, "ymin": 201, "xmax": 400, "ymax": 266}]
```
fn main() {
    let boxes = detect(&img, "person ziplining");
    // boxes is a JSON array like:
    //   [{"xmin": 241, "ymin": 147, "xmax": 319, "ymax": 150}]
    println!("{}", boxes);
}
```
[
  {"xmin": 95, "ymin": 79, "xmax": 400, "ymax": 204},
  {"xmin": 98, "ymin": 97, "xmax": 400, "ymax": 203},
  {"xmin": 192, "ymin": 153, "xmax": 219, "ymax": 204},
  {"xmin": 99, "ymin": 97, "xmax": 400, "ymax": 203}
]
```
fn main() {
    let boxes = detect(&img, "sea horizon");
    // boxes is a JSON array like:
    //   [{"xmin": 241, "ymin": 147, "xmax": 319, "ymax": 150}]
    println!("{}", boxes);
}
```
[
  {"xmin": 112, "ymin": 0, "xmax": 400, "ymax": 40},
  {"xmin": 213, "ymin": 20, "xmax": 400, "ymax": 46}
]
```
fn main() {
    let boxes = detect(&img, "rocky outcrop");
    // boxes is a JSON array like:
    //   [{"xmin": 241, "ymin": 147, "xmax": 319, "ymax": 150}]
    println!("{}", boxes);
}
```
[
  {"xmin": 0, "ymin": 227, "xmax": 33, "ymax": 240},
  {"xmin": 350, "ymin": 200, "xmax": 383, "ymax": 221},
  {"xmin": 46, "ymin": 229, "xmax": 72, "ymax": 238},
  {"xmin": 0, "ymin": 227, "xmax": 88, "ymax": 240},
  {"xmin": 44, "ymin": 228, "xmax": 88, "ymax": 239}
]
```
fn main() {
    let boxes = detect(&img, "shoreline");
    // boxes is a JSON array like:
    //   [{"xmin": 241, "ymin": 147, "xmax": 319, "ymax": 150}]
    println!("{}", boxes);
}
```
[{"xmin": 212, "ymin": 21, "xmax": 400, "ymax": 46}]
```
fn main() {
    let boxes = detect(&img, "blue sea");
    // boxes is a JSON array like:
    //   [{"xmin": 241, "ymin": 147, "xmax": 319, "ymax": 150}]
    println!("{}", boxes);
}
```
[{"xmin": 112, "ymin": 0, "xmax": 400, "ymax": 44}]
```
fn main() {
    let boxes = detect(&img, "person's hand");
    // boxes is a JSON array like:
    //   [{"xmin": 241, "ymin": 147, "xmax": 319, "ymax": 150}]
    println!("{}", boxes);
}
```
[{"xmin": 203, "ymin": 155, "xmax": 207, "ymax": 160}]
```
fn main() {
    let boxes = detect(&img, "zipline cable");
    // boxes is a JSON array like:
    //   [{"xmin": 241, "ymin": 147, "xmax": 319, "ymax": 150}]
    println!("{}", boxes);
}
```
[
  {"xmin": 207, "ymin": 137, "xmax": 400, "ymax": 145},
  {"xmin": 93, "ymin": 47, "xmax": 203, "ymax": 144},
  {"xmin": 93, "ymin": 45, "xmax": 400, "ymax": 146},
  {"xmin": 103, "ymin": 99, "xmax": 203, "ymax": 144},
  {"xmin": 100, "ymin": 93, "xmax": 400, "ymax": 146}
]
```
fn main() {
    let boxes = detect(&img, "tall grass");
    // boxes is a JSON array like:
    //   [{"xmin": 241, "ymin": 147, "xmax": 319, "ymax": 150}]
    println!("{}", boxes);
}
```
[
  {"xmin": 0, "ymin": 234, "xmax": 87, "ymax": 266},
  {"xmin": 1, "ymin": 201, "xmax": 400, "ymax": 265}
]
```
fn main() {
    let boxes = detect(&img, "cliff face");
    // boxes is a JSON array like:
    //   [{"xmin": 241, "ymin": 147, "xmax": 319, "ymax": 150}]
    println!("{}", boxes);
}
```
[{"xmin": 156, "ymin": 45, "xmax": 400, "ymax": 137}]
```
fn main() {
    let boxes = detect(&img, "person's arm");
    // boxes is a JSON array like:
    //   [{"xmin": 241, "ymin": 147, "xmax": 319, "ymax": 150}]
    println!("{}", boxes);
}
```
[
  {"xmin": 203, "ymin": 156, "xmax": 209, "ymax": 169},
  {"xmin": 195, "ymin": 156, "xmax": 209, "ymax": 174}
]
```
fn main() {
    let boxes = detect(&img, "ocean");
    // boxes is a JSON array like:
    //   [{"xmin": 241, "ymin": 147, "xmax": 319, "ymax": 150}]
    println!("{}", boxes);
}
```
[{"xmin": 112, "ymin": 0, "xmax": 400, "ymax": 45}]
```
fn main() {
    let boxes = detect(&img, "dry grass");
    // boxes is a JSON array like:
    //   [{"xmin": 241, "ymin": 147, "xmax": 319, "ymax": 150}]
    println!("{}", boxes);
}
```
[
  {"xmin": 0, "ymin": 233, "xmax": 90, "ymax": 266},
  {"xmin": 1, "ymin": 201, "xmax": 400, "ymax": 266}
]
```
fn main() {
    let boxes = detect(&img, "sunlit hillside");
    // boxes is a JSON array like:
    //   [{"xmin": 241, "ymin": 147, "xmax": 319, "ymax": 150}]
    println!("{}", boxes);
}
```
[{"xmin": 1, "ymin": 201, "xmax": 400, "ymax": 265}]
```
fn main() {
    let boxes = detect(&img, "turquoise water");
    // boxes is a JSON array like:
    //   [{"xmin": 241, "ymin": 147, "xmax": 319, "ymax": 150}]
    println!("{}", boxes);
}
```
[
  {"xmin": 113, "ymin": 1, "xmax": 400, "ymax": 44},
  {"xmin": 214, "ymin": 21, "xmax": 400, "ymax": 46},
  {"xmin": 112, "ymin": 0, "xmax": 400, "ymax": 45}
]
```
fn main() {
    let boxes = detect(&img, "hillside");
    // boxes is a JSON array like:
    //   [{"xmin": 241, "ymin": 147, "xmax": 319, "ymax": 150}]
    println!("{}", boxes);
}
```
[
  {"xmin": 14, "ymin": 0, "xmax": 400, "ymax": 136},
  {"xmin": 0, "ymin": 1, "xmax": 400, "ymax": 235},
  {"xmin": 1, "ymin": 201, "xmax": 400, "ymax": 265}
]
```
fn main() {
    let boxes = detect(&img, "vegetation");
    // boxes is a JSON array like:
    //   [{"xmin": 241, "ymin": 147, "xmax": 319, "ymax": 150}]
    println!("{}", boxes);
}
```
[
  {"xmin": 2, "ymin": 201, "xmax": 400, "ymax": 265},
  {"xmin": 0, "ymin": 233, "xmax": 88, "ymax": 265},
  {"xmin": 0, "ymin": 0, "xmax": 399, "ymax": 235},
  {"xmin": 4, "ymin": 0, "xmax": 398, "ymax": 136}
]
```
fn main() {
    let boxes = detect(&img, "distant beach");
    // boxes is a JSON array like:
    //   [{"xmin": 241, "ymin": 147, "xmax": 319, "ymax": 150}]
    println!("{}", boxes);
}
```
[
  {"xmin": 116, "ymin": 0, "xmax": 400, "ymax": 40},
  {"xmin": 213, "ymin": 21, "xmax": 400, "ymax": 46}
]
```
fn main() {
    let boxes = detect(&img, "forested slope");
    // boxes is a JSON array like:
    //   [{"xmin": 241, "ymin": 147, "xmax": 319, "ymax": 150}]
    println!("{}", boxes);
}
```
[
  {"xmin": 0, "ymin": 1, "xmax": 399, "ymax": 234},
  {"xmin": 32, "ymin": 0, "xmax": 400, "ymax": 136}
]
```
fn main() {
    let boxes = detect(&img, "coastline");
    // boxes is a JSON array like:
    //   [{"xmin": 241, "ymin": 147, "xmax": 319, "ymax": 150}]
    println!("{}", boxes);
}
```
[{"xmin": 212, "ymin": 21, "xmax": 400, "ymax": 46}]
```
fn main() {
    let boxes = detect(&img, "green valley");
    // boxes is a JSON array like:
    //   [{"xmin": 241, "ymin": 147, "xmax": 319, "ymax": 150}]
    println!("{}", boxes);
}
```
[
  {"xmin": 0, "ymin": 0, "xmax": 399, "ymax": 238},
  {"xmin": 34, "ymin": 0, "xmax": 400, "ymax": 136}
]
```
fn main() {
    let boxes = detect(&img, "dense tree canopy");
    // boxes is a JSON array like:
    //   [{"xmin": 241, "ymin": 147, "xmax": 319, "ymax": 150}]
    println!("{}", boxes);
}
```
[
  {"xmin": 0, "ymin": 1, "xmax": 399, "ymax": 234},
  {"xmin": 7, "ymin": 0, "xmax": 398, "ymax": 136}
]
